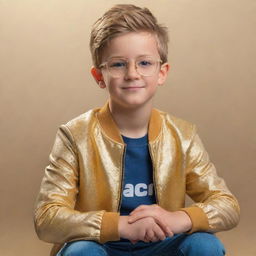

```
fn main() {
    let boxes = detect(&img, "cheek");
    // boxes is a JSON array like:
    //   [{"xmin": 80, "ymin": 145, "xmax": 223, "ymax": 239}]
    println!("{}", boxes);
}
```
[
  {"xmin": 102, "ymin": 71, "xmax": 110, "ymax": 84},
  {"xmin": 147, "ymin": 76, "xmax": 160, "ymax": 88},
  {"xmin": 103, "ymin": 77, "xmax": 121, "ymax": 92}
]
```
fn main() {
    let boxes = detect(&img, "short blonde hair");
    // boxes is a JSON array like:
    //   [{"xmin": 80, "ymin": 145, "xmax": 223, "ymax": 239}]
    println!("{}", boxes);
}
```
[{"xmin": 90, "ymin": 4, "xmax": 169, "ymax": 68}]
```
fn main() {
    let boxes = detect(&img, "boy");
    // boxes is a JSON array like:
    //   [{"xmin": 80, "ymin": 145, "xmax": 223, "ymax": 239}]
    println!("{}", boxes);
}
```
[{"xmin": 34, "ymin": 4, "xmax": 240, "ymax": 256}]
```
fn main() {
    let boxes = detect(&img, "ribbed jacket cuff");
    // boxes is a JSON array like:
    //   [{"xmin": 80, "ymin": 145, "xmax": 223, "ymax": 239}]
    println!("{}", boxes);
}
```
[
  {"xmin": 180, "ymin": 206, "xmax": 209, "ymax": 233},
  {"xmin": 100, "ymin": 212, "xmax": 120, "ymax": 243}
]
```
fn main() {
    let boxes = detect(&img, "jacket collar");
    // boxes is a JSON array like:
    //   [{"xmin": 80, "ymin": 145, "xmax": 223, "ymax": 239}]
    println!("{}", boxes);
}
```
[{"xmin": 97, "ymin": 102, "xmax": 162, "ymax": 144}]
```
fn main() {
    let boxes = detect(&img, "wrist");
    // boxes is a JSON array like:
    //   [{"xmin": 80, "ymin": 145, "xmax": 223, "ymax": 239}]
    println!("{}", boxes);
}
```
[
  {"xmin": 118, "ymin": 216, "xmax": 129, "ymax": 238},
  {"xmin": 177, "ymin": 211, "xmax": 192, "ymax": 232}
]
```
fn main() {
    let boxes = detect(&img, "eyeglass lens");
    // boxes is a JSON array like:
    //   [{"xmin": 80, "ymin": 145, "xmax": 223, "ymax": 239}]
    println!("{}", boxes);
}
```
[{"xmin": 106, "ymin": 58, "xmax": 161, "ymax": 77}]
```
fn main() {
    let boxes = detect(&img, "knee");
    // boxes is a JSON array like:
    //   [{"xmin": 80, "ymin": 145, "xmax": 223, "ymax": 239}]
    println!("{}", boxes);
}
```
[
  {"xmin": 180, "ymin": 232, "xmax": 226, "ymax": 256},
  {"xmin": 61, "ymin": 240, "xmax": 107, "ymax": 256}
]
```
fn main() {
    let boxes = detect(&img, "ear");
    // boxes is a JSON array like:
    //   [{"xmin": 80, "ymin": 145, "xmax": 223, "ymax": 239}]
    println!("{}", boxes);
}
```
[
  {"xmin": 157, "ymin": 63, "xmax": 170, "ymax": 86},
  {"xmin": 91, "ymin": 67, "xmax": 106, "ymax": 88}
]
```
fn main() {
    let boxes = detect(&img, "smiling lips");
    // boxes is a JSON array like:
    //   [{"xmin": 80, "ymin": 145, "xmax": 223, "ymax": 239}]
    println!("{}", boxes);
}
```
[{"xmin": 122, "ymin": 86, "xmax": 145, "ymax": 90}]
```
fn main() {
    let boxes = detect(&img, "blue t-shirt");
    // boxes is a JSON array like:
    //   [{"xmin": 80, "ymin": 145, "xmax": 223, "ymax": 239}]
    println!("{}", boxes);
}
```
[{"xmin": 120, "ymin": 134, "xmax": 156, "ymax": 216}]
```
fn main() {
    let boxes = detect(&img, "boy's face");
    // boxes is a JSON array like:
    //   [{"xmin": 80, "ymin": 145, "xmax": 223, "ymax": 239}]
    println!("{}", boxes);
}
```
[{"xmin": 91, "ymin": 31, "xmax": 169, "ymax": 110}]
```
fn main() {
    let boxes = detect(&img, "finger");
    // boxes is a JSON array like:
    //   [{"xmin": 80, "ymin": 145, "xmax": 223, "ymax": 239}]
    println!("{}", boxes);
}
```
[
  {"xmin": 129, "ymin": 210, "xmax": 173, "ymax": 238},
  {"xmin": 130, "ymin": 210, "xmax": 170, "ymax": 236},
  {"xmin": 137, "ymin": 229, "xmax": 147, "ymax": 243},
  {"xmin": 144, "ymin": 238, "xmax": 150, "ymax": 243},
  {"xmin": 128, "ymin": 211, "xmax": 152, "ymax": 224},
  {"xmin": 130, "ymin": 204, "xmax": 160, "ymax": 217},
  {"xmin": 143, "ymin": 235, "xmax": 150, "ymax": 243},
  {"xmin": 130, "ymin": 205, "xmax": 149, "ymax": 215},
  {"xmin": 151, "ymin": 217, "xmax": 173, "ymax": 237},
  {"xmin": 155, "ymin": 220, "xmax": 173, "ymax": 237},
  {"xmin": 151, "ymin": 235, "xmax": 159, "ymax": 243},
  {"xmin": 129, "ymin": 207, "xmax": 158, "ymax": 223},
  {"xmin": 145, "ymin": 229, "xmax": 154, "ymax": 243},
  {"xmin": 166, "ymin": 227, "xmax": 174, "ymax": 237},
  {"xmin": 153, "ymin": 223, "xmax": 167, "ymax": 241},
  {"xmin": 146, "ymin": 229, "xmax": 159, "ymax": 243}
]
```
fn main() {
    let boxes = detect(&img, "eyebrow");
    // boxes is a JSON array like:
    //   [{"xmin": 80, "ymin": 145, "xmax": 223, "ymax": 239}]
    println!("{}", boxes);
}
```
[{"xmin": 107, "ymin": 54, "xmax": 156, "ymax": 60}]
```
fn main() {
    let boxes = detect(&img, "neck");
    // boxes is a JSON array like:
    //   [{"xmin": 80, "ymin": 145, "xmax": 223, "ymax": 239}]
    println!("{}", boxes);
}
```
[{"xmin": 109, "ymin": 101, "xmax": 153, "ymax": 138}]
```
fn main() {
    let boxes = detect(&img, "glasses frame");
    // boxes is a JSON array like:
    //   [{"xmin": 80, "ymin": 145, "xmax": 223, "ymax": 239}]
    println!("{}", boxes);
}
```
[{"xmin": 99, "ymin": 57, "xmax": 163, "ymax": 78}]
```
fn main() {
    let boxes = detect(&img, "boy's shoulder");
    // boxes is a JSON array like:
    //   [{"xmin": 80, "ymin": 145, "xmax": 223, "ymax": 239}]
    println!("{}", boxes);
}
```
[
  {"xmin": 157, "ymin": 108, "xmax": 197, "ymax": 139},
  {"xmin": 58, "ymin": 107, "xmax": 100, "ymax": 138},
  {"xmin": 65, "ymin": 107, "xmax": 99, "ymax": 127}
]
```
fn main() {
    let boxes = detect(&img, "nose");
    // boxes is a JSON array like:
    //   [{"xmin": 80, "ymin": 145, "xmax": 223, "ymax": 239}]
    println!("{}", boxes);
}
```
[{"xmin": 124, "ymin": 61, "xmax": 140, "ymax": 80}]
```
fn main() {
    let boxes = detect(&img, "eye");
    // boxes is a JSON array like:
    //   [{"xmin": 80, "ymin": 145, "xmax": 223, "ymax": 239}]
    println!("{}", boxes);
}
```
[
  {"xmin": 109, "ymin": 60, "xmax": 126, "ymax": 68},
  {"xmin": 138, "ymin": 60, "xmax": 153, "ymax": 67}
]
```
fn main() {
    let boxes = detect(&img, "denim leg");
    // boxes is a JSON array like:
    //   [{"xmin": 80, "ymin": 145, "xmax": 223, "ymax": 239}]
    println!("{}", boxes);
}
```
[
  {"xmin": 57, "ymin": 240, "xmax": 109, "ymax": 256},
  {"xmin": 104, "ymin": 236, "xmax": 184, "ymax": 256},
  {"xmin": 131, "ymin": 234, "xmax": 186, "ymax": 256},
  {"xmin": 129, "ymin": 232, "xmax": 225, "ymax": 256},
  {"xmin": 178, "ymin": 232, "xmax": 226, "ymax": 256},
  {"xmin": 56, "ymin": 233, "xmax": 225, "ymax": 256}
]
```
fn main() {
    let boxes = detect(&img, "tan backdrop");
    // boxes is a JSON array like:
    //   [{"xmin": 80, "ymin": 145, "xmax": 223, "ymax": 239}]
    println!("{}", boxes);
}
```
[{"xmin": 1, "ymin": 0, "xmax": 255, "ymax": 255}]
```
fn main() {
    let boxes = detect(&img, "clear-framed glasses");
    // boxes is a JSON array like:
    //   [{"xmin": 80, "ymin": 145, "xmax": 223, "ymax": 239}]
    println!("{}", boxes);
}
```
[{"xmin": 99, "ymin": 57, "xmax": 163, "ymax": 78}]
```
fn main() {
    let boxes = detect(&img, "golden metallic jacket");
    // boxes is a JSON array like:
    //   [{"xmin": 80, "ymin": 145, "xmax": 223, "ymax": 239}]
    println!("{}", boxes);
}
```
[{"xmin": 34, "ymin": 103, "xmax": 240, "ymax": 255}]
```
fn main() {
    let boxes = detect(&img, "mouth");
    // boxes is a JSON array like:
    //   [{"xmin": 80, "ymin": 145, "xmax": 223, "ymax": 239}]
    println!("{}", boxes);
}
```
[{"xmin": 122, "ymin": 86, "xmax": 145, "ymax": 90}]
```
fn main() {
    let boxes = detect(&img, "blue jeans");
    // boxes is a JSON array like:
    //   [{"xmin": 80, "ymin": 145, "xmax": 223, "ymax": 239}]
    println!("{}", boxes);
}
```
[{"xmin": 57, "ymin": 232, "xmax": 226, "ymax": 256}]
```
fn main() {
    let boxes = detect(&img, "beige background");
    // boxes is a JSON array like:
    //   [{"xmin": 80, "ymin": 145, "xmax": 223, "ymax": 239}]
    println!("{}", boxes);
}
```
[{"xmin": 1, "ymin": 0, "xmax": 255, "ymax": 255}]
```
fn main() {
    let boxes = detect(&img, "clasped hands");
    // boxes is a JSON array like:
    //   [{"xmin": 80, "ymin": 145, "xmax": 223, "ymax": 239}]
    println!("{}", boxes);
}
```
[{"xmin": 118, "ymin": 204, "xmax": 192, "ymax": 244}]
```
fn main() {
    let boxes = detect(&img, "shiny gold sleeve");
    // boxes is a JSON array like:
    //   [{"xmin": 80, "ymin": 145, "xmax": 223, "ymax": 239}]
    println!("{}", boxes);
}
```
[
  {"xmin": 182, "ymin": 131, "xmax": 240, "ymax": 233},
  {"xmin": 34, "ymin": 125, "xmax": 119, "ymax": 244}
]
